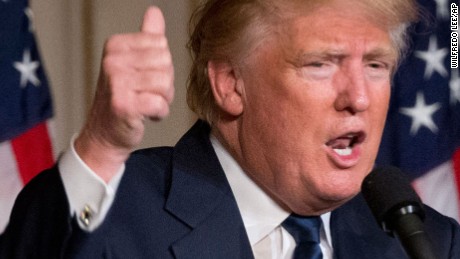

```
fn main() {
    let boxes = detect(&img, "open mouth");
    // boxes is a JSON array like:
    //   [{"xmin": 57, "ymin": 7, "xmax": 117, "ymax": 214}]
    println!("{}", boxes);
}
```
[{"xmin": 325, "ymin": 132, "xmax": 366, "ymax": 157}]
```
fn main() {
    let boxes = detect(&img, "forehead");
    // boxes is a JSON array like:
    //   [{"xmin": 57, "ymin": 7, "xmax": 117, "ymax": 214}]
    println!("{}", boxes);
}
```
[
  {"xmin": 292, "ymin": 6, "xmax": 391, "ymax": 45},
  {"xmin": 266, "ymin": 0, "xmax": 399, "ymax": 27},
  {"xmin": 261, "ymin": 4, "xmax": 396, "ymax": 60}
]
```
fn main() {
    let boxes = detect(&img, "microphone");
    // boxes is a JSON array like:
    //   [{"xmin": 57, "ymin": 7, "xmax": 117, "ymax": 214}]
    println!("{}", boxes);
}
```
[{"xmin": 361, "ymin": 166, "xmax": 437, "ymax": 259}]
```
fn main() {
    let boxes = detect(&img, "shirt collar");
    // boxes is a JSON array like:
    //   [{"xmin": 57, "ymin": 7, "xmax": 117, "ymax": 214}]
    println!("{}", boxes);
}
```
[
  {"xmin": 210, "ymin": 135, "xmax": 332, "ymax": 247},
  {"xmin": 210, "ymin": 135, "xmax": 288, "ymax": 245}
]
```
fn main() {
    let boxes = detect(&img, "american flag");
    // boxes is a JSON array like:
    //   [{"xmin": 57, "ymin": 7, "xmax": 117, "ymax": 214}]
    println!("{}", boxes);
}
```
[
  {"xmin": 377, "ymin": 0, "xmax": 460, "ymax": 221},
  {"xmin": 0, "ymin": 0, "xmax": 54, "ymax": 233}
]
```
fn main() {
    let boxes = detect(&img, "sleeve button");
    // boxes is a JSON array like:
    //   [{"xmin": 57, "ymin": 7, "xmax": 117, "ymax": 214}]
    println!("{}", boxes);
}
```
[{"xmin": 79, "ymin": 204, "xmax": 93, "ymax": 227}]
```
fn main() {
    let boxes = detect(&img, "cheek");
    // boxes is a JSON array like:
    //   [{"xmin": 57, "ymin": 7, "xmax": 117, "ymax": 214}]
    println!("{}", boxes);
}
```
[
  {"xmin": 243, "ymin": 76, "xmax": 313, "ymax": 135},
  {"xmin": 370, "ymin": 85, "xmax": 391, "ymax": 137}
]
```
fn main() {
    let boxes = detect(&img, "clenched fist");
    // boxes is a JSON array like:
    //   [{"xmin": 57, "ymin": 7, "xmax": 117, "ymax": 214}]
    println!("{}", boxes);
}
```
[{"xmin": 75, "ymin": 7, "xmax": 174, "ymax": 182}]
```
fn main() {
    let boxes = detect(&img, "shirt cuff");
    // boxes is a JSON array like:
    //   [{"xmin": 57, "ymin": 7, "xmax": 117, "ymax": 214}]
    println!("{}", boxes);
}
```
[{"xmin": 58, "ymin": 134, "xmax": 125, "ymax": 231}]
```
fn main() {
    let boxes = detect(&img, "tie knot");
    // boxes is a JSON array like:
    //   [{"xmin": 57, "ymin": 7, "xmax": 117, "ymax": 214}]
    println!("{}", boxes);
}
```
[{"xmin": 282, "ymin": 214, "xmax": 322, "ymax": 244}]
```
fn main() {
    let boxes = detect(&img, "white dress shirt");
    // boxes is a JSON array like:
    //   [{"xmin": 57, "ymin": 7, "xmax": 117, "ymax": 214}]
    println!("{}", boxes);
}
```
[
  {"xmin": 59, "ymin": 135, "xmax": 333, "ymax": 258},
  {"xmin": 58, "ymin": 135, "xmax": 124, "ymax": 231},
  {"xmin": 210, "ymin": 136, "xmax": 333, "ymax": 259}
]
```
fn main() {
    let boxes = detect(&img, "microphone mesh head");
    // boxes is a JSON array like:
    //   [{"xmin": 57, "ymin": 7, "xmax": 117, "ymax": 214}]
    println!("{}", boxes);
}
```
[{"xmin": 361, "ymin": 166, "xmax": 424, "ymax": 226}]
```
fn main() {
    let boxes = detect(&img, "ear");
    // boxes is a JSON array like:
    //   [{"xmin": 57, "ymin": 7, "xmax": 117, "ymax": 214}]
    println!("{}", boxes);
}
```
[{"xmin": 207, "ymin": 60, "xmax": 244, "ymax": 117}]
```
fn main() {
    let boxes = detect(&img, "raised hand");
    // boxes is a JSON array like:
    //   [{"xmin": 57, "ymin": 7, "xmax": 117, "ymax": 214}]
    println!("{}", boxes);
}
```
[{"xmin": 75, "ymin": 6, "xmax": 174, "ymax": 182}]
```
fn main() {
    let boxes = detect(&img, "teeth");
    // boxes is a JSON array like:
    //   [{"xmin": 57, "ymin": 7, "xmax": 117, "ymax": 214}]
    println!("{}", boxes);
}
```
[{"xmin": 333, "ymin": 147, "xmax": 352, "ymax": 156}]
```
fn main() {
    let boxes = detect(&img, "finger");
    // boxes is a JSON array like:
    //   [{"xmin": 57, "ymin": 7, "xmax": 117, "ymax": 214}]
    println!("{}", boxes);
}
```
[
  {"xmin": 109, "ymin": 86, "xmax": 170, "ymax": 121},
  {"xmin": 105, "ymin": 66, "xmax": 174, "ymax": 104},
  {"xmin": 133, "ymin": 71, "xmax": 175, "ymax": 103},
  {"xmin": 104, "ymin": 47, "xmax": 173, "ymax": 70},
  {"xmin": 104, "ymin": 33, "xmax": 168, "ymax": 53},
  {"xmin": 136, "ymin": 93, "xmax": 171, "ymax": 120},
  {"xmin": 141, "ymin": 6, "xmax": 165, "ymax": 34}
]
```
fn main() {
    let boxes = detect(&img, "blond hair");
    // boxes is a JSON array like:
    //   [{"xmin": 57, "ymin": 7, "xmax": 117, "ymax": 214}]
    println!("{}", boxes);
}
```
[{"xmin": 187, "ymin": 0, "xmax": 419, "ymax": 124}]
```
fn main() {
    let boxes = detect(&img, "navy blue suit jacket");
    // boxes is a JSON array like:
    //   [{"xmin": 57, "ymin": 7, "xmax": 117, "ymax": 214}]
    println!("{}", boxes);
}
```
[{"xmin": 2, "ymin": 120, "xmax": 460, "ymax": 258}]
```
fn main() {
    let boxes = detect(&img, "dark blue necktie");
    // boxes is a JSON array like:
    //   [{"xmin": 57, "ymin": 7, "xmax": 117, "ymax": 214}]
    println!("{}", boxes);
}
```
[{"xmin": 282, "ymin": 214, "xmax": 323, "ymax": 259}]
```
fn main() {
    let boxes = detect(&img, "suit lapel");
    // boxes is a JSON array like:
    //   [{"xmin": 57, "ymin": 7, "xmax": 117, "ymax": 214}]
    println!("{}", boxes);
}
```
[
  {"xmin": 165, "ymin": 121, "xmax": 254, "ymax": 258},
  {"xmin": 165, "ymin": 121, "xmax": 409, "ymax": 258},
  {"xmin": 331, "ymin": 194, "xmax": 406, "ymax": 259}
]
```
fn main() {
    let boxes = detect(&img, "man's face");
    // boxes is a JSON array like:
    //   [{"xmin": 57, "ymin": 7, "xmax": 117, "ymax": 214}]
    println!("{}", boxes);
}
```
[{"xmin": 235, "ymin": 5, "xmax": 397, "ymax": 214}]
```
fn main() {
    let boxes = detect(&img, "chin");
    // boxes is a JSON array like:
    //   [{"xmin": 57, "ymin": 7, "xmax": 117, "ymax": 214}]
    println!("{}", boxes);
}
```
[
  {"xmin": 323, "ymin": 165, "xmax": 371, "ymax": 194},
  {"xmin": 318, "ymin": 181, "xmax": 361, "ymax": 205},
  {"xmin": 292, "ymin": 184, "xmax": 360, "ymax": 215},
  {"xmin": 299, "ymin": 194, "xmax": 356, "ymax": 215}
]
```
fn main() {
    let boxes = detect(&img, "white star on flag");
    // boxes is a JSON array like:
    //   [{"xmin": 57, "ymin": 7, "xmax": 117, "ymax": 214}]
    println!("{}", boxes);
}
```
[
  {"xmin": 451, "ymin": 69, "xmax": 460, "ymax": 105},
  {"xmin": 415, "ymin": 36, "xmax": 448, "ymax": 79},
  {"xmin": 434, "ymin": 0, "xmax": 449, "ymax": 19},
  {"xmin": 13, "ymin": 49, "xmax": 41, "ymax": 88},
  {"xmin": 400, "ymin": 91, "xmax": 442, "ymax": 136},
  {"xmin": 25, "ymin": 7, "xmax": 34, "ymax": 32}
]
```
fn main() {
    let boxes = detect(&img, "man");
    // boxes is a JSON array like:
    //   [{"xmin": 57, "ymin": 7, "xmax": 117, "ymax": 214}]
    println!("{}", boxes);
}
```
[{"xmin": 2, "ymin": 0, "xmax": 460, "ymax": 258}]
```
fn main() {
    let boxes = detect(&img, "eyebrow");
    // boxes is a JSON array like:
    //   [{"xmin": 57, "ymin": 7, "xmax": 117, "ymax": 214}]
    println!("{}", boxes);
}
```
[
  {"xmin": 296, "ymin": 50, "xmax": 346, "ymax": 61},
  {"xmin": 294, "ymin": 47, "xmax": 397, "ymax": 63},
  {"xmin": 363, "ymin": 48, "xmax": 398, "ymax": 62}
]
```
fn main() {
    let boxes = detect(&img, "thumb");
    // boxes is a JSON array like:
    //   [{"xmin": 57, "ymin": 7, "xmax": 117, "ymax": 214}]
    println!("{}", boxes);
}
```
[{"xmin": 141, "ymin": 6, "xmax": 165, "ymax": 34}]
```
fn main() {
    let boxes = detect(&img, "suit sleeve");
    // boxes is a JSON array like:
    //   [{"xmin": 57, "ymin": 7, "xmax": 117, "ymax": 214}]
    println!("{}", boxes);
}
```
[
  {"xmin": 0, "ymin": 166, "xmax": 74, "ymax": 259},
  {"xmin": 422, "ymin": 205, "xmax": 460, "ymax": 259},
  {"xmin": 448, "ymin": 217, "xmax": 460, "ymax": 258}
]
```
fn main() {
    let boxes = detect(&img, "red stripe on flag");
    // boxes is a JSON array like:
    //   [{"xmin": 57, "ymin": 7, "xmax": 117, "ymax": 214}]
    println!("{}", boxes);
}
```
[
  {"xmin": 454, "ymin": 149, "xmax": 460, "ymax": 177},
  {"xmin": 454, "ymin": 148, "xmax": 460, "ymax": 218},
  {"xmin": 11, "ymin": 122, "xmax": 54, "ymax": 185}
]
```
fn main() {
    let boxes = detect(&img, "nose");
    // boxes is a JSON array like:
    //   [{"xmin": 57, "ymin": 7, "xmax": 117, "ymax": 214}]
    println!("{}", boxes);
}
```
[{"xmin": 334, "ymin": 65, "xmax": 370, "ymax": 114}]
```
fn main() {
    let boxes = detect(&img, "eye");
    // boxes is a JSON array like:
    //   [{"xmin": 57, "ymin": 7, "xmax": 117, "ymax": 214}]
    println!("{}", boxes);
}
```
[
  {"xmin": 301, "ymin": 61, "xmax": 335, "ymax": 80},
  {"xmin": 368, "ymin": 62, "xmax": 387, "ymax": 70},
  {"xmin": 308, "ymin": 62, "xmax": 327, "ymax": 68},
  {"xmin": 366, "ymin": 61, "xmax": 391, "ymax": 79}
]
